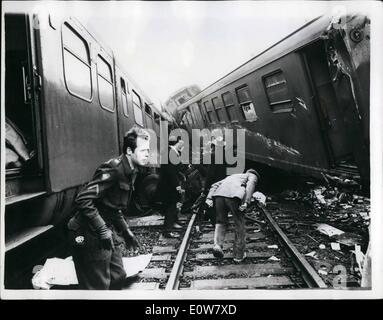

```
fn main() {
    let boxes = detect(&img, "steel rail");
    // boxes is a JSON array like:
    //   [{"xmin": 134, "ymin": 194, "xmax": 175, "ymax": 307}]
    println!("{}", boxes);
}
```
[
  {"xmin": 258, "ymin": 205, "xmax": 328, "ymax": 288},
  {"xmin": 165, "ymin": 213, "xmax": 197, "ymax": 290}
]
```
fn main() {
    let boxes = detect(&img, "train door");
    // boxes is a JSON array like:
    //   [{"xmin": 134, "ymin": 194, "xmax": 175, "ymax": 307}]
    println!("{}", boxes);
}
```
[
  {"xmin": 302, "ymin": 41, "xmax": 358, "ymax": 174},
  {"xmin": 116, "ymin": 72, "xmax": 135, "ymax": 152},
  {"xmin": 5, "ymin": 13, "xmax": 44, "ymax": 199}
]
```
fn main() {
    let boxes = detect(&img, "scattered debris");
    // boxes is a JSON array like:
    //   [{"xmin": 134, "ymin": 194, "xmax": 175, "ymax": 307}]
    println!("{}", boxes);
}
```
[
  {"xmin": 32, "ymin": 254, "xmax": 152, "ymax": 289},
  {"xmin": 316, "ymin": 223, "xmax": 344, "ymax": 237},
  {"xmin": 333, "ymin": 232, "xmax": 363, "ymax": 247},
  {"xmin": 260, "ymin": 176, "xmax": 369, "ymax": 287},
  {"xmin": 324, "ymin": 174, "xmax": 359, "ymax": 188},
  {"xmin": 280, "ymin": 190, "xmax": 300, "ymax": 201},
  {"xmin": 318, "ymin": 269, "xmax": 328, "ymax": 276},
  {"xmin": 32, "ymin": 257, "xmax": 78, "ymax": 289},
  {"xmin": 305, "ymin": 251, "xmax": 318, "ymax": 259},
  {"xmin": 305, "ymin": 234, "xmax": 320, "ymax": 243},
  {"xmin": 313, "ymin": 188, "xmax": 327, "ymax": 205},
  {"xmin": 268, "ymin": 256, "xmax": 280, "ymax": 261},
  {"xmin": 330, "ymin": 242, "xmax": 341, "ymax": 251}
]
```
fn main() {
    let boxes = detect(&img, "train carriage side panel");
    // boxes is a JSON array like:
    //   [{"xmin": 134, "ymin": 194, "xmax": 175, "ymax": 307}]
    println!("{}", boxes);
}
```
[
  {"xmin": 177, "ymin": 14, "xmax": 369, "ymax": 184},
  {"xmin": 254, "ymin": 51, "xmax": 332, "ymax": 172},
  {"xmin": 197, "ymin": 51, "xmax": 332, "ymax": 176},
  {"xmin": 38, "ymin": 16, "xmax": 119, "ymax": 192},
  {"xmin": 115, "ymin": 67, "xmax": 137, "ymax": 151}
]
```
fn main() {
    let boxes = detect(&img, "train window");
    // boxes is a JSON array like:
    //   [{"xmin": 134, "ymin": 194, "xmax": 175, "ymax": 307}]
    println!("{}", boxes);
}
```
[
  {"xmin": 152, "ymin": 112, "xmax": 160, "ymax": 135},
  {"xmin": 212, "ymin": 97, "xmax": 227, "ymax": 123},
  {"xmin": 120, "ymin": 78, "xmax": 129, "ymax": 117},
  {"xmin": 222, "ymin": 91, "xmax": 237, "ymax": 122},
  {"xmin": 145, "ymin": 104, "xmax": 152, "ymax": 117},
  {"xmin": 236, "ymin": 86, "xmax": 258, "ymax": 121},
  {"xmin": 154, "ymin": 112, "xmax": 160, "ymax": 125},
  {"xmin": 62, "ymin": 23, "xmax": 92, "ymax": 101},
  {"xmin": 97, "ymin": 55, "xmax": 114, "ymax": 112},
  {"xmin": 263, "ymin": 70, "xmax": 293, "ymax": 113},
  {"xmin": 132, "ymin": 90, "xmax": 144, "ymax": 126},
  {"xmin": 203, "ymin": 100, "xmax": 218, "ymax": 123}
]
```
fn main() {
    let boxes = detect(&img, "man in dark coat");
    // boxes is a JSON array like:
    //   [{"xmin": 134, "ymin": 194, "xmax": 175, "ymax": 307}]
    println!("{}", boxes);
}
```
[
  {"xmin": 193, "ymin": 133, "xmax": 229, "ymax": 225},
  {"xmin": 67, "ymin": 127, "xmax": 149, "ymax": 290},
  {"xmin": 155, "ymin": 136, "xmax": 185, "ymax": 238}
]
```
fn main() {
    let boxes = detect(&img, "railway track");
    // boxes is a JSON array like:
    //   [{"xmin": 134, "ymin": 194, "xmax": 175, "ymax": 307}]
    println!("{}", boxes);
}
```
[{"xmin": 124, "ymin": 204, "xmax": 327, "ymax": 290}]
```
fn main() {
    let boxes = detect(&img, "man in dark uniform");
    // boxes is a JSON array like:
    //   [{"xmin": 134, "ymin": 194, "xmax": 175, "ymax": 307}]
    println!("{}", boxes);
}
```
[
  {"xmin": 67, "ymin": 127, "xmax": 149, "ymax": 290},
  {"xmin": 155, "ymin": 136, "xmax": 185, "ymax": 238},
  {"xmin": 193, "ymin": 132, "xmax": 229, "ymax": 227}
]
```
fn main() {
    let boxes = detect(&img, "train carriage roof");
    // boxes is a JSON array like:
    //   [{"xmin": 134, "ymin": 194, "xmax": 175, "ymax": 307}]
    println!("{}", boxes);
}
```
[
  {"xmin": 177, "ymin": 15, "xmax": 335, "ymax": 112},
  {"xmin": 73, "ymin": 17, "xmax": 160, "ymax": 113}
]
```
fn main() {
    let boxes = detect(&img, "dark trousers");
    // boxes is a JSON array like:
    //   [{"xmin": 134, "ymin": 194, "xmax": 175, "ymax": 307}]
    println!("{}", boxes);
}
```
[
  {"xmin": 73, "ymin": 246, "xmax": 126, "ymax": 290},
  {"xmin": 163, "ymin": 202, "xmax": 178, "ymax": 231},
  {"xmin": 69, "ymin": 225, "xmax": 126, "ymax": 290},
  {"xmin": 214, "ymin": 196, "xmax": 246, "ymax": 259}
]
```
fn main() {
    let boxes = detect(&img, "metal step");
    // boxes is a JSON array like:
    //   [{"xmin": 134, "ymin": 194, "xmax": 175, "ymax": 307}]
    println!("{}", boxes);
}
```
[
  {"xmin": 5, "ymin": 191, "xmax": 47, "ymax": 206},
  {"xmin": 5, "ymin": 224, "xmax": 53, "ymax": 252}
]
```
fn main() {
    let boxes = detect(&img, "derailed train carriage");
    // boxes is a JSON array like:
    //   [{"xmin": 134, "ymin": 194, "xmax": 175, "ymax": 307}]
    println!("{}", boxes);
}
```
[
  {"xmin": 3, "ymin": 11, "xmax": 164, "ymax": 287},
  {"xmin": 175, "ymin": 15, "xmax": 370, "ymax": 191}
]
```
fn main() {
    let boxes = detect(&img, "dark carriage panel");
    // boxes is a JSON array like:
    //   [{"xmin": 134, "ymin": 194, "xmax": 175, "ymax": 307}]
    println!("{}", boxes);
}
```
[
  {"xmin": 175, "ymin": 15, "xmax": 370, "ymax": 184},
  {"xmin": 115, "ymin": 68, "xmax": 137, "ymax": 152},
  {"xmin": 39, "ymin": 17, "xmax": 119, "ymax": 192}
]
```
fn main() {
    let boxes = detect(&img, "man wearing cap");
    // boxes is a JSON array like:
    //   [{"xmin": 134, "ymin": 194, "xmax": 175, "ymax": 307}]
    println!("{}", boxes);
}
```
[
  {"xmin": 67, "ymin": 127, "xmax": 149, "ymax": 290},
  {"xmin": 205, "ymin": 169, "xmax": 260, "ymax": 262}
]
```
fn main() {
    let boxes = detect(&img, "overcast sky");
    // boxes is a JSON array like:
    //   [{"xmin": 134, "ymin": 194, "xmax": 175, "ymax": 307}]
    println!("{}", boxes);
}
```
[{"xmin": 3, "ymin": 1, "xmax": 371, "ymax": 106}]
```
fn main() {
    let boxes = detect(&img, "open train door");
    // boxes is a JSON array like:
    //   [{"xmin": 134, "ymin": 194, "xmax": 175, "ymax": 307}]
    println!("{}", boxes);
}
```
[
  {"xmin": 5, "ymin": 13, "xmax": 45, "ymax": 205},
  {"xmin": 302, "ymin": 38, "xmax": 370, "ymax": 190},
  {"xmin": 4, "ymin": 12, "xmax": 52, "ymax": 289}
]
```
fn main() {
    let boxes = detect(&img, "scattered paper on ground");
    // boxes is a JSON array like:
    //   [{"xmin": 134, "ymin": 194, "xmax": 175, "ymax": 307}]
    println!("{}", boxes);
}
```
[
  {"xmin": 318, "ymin": 269, "xmax": 328, "ymax": 276},
  {"xmin": 123, "ymin": 254, "xmax": 152, "ymax": 278},
  {"xmin": 316, "ymin": 223, "xmax": 344, "ymax": 237},
  {"xmin": 305, "ymin": 251, "xmax": 317, "ymax": 258},
  {"xmin": 32, "ymin": 254, "xmax": 152, "ymax": 289},
  {"xmin": 32, "ymin": 257, "xmax": 78, "ymax": 289},
  {"xmin": 268, "ymin": 256, "xmax": 280, "ymax": 261}
]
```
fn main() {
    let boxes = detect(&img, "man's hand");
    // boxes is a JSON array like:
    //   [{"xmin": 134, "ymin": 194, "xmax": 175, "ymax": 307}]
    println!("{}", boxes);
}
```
[
  {"xmin": 176, "ymin": 186, "xmax": 185, "ymax": 194},
  {"xmin": 98, "ymin": 228, "xmax": 114, "ymax": 250},
  {"xmin": 253, "ymin": 191, "xmax": 267, "ymax": 207},
  {"xmin": 123, "ymin": 228, "xmax": 142, "ymax": 251},
  {"xmin": 205, "ymin": 199, "xmax": 213, "ymax": 208},
  {"xmin": 239, "ymin": 202, "xmax": 248, "ymax": 212}
]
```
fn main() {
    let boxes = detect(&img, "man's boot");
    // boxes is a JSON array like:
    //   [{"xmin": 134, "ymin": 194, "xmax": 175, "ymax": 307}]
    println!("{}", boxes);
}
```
[{"xmin": 212, "ymin": 224, "xmax": 226, "ymax": 259}]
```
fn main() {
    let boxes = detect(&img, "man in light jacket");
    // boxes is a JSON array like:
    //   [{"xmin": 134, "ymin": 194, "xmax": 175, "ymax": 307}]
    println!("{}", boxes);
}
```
[{"xmin": 205, "ymin": 169, "xmax": 260, "ymax": 262}]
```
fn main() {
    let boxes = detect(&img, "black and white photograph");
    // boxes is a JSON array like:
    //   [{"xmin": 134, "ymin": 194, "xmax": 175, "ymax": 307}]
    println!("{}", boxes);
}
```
[{"xmin": 1, "ymin": 0, "xmax": 382, "ymax": 300}]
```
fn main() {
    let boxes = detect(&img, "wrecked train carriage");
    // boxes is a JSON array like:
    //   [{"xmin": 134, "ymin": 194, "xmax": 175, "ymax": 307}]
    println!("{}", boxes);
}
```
[
  {"xmin": 4, "ymin": 10, "xmax": 161, "ymax": 277},
  {"xmin": 175, "ymin": 15, "xmax": 370, "ymax": 189}
]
